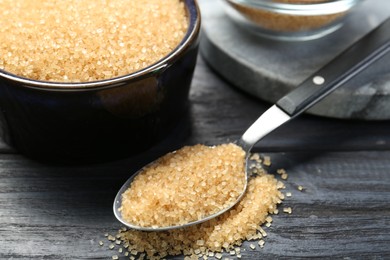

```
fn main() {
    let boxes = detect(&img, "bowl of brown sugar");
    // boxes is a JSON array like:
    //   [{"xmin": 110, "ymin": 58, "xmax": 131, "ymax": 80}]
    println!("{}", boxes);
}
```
[
  {"xmin": 224, "ymin": 0, "xmax": 362, "ymax": 40},
  {"xmin": 0, "ymin": 0, "xmax": 200, "ymax": 163}
]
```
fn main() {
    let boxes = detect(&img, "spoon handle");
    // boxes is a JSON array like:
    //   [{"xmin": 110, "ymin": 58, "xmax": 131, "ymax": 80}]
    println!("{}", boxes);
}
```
[
  {"xmin": 276, "ymin": 17, "xmax": 390, "ymax": 117},
  {"xmin": 241, "ymin": 18, "xmax": 390, "ymax": 148}
]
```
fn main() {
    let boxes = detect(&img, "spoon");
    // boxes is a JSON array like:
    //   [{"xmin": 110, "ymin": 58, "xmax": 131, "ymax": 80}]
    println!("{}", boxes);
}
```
[{"xmin": 114, "ymin": 17, "xmax": 390, "ymax": 231}]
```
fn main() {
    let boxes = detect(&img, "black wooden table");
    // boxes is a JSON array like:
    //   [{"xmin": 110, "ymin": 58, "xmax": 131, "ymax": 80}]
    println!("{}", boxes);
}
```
[{"xmin": 1, "ymin": 56, "xmax": 389, "ymax": 259}]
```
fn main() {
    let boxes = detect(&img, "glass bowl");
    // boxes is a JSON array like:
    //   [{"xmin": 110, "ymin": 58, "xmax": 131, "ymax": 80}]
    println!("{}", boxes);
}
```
[{"xmin": 224, "ymin": 0, "xmax": 362, "ymax": 40}]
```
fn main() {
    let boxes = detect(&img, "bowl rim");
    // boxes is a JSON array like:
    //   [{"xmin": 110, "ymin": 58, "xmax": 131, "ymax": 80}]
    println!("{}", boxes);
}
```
[
  {"xmin": 226, "ymin": 0, "xmax": 361, "ymax": 15},
  {"xmin": 0, "ymin": 0, "xmax": 201, "ymax": 91}
]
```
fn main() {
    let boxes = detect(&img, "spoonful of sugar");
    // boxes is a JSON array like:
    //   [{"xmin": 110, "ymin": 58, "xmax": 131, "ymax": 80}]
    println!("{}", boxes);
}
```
[
  {"xmin": 116, "ymin": 143, "xmax": 247, "ymax": 230},
  {"xmin": 114, "ymin": 17, "xmax": 390, "ymax": 231}
]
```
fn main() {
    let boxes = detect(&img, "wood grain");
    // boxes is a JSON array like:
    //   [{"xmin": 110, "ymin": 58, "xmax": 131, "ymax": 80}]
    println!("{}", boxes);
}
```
[{"xmin": 0, "ymin": 56, "xmax": 389, "ymax": 259}]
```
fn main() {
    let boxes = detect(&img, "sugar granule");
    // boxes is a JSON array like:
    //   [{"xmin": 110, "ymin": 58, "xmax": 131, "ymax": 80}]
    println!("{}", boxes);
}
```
[
  {"xmin": 114, "ymin": 169, "xmax": 283, "ymax": 259},
  {"xmin": 119, "ymin": 143, "xmax": 247, "ymax": 228},
  {"xmin": 283, "ymin": 207, "xmax": 293, "ymax": 214},
  {"xmin": 104, "ymin": 151, "xmax": 289, "ymax": 259},
  {"xmin": 0, "ymin": 0, "xmax": 188, "ymax": 82}
]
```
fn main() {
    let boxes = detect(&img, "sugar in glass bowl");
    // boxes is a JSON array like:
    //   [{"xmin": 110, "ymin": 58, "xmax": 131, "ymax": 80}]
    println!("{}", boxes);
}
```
[{"xmin": 224, "ymin": 0, "xmax": 363, "ymax": 40}]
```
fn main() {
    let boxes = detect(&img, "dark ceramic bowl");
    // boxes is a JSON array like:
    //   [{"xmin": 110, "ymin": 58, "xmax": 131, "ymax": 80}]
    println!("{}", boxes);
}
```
[{"xmin": 0, "ymin": 0, "xmax": 201, "ymax": 163}]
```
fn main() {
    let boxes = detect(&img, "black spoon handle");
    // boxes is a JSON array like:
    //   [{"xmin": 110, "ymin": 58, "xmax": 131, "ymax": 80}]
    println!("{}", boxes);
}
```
[{"xmin": 276, "ymin": 18, "xmax": 390, "ymax": 117}]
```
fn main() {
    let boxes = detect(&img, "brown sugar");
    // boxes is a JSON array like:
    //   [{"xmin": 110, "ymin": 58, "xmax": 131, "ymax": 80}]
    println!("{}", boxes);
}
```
[
  {"xmin": 117, "ymin": 173, "xmax": 282, "ymax": 259},
  {"xmin": 119, "ymin": 143, "xmax": 247, "ymax": 228},
  {"xmin": 106, "ymin": 152, "xmax": 286, "ymax": 259},
  {"xmin": 115, "ymin": 174, "xmax": 283, "ymax": 259},
  {"xmin": 227, "ymin": 0, "xmax": 345, "ymax": 33},
  {"xmin": 0, "ymin": 0, "xmax": 188, "ymax": 82}
]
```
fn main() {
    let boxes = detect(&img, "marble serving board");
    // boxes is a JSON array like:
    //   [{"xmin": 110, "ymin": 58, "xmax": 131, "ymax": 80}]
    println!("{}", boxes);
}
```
[{"xmin": 199, "ymin": 0, "xmax": 390, "ymax": 120}]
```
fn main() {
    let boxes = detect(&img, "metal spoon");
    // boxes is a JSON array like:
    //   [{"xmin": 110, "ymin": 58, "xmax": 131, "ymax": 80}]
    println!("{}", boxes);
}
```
[{"xmin": 114, "ymin": 17, "xmax": 390, "ymax": 231}]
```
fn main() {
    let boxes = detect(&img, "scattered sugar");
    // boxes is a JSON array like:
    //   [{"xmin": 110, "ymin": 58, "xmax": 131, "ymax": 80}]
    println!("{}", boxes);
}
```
[
  {"xmin": 111, "ymin": 169, "xmax": 283, "ymax": 258},
  {"xmin": 104, "ymin": 152, "xmax": 291, "ymax": 259},
  {"xmin": 0, "ymin": 0, "xmax": 188, "ymax": 82},
  {"xmin": 283, "ymin": 207, "xmax": 293, "ymax": 214},
  {"xmin": 258, "ymin": 227, "xmax": 267, "ymax": 238},
  {"xmin": 249, "ymin": 153, "xmax": 261, "ymax": 162},
  {"xmin": 263, "ymin": 156, "xmax": 271, "ymax": 166},
  {"xmin": 277, "ymin": 181, "xmax": 286, "ymax": 189},
  {"xmin": 258, "ymin": 239, "xmax": 265, "ymax": 248}
]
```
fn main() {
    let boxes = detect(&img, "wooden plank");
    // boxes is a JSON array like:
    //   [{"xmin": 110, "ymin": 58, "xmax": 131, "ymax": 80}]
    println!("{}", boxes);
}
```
[
  {"xmin": 0, "ymin": 56, "xmax": 389, "ymax": 259},
  {"xmin": 0, "ymin": 150, "xmax": 388, "ymax": 259}
]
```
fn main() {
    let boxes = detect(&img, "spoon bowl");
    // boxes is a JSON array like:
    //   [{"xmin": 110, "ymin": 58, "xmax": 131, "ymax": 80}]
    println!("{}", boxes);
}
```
[
  {"xmin": 113, "ymin": 150, "xmax": 250, "ymax": 231},
  {"xmin": 114, "ymin": 17, "xmax": 390, "ymax": 231}
]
